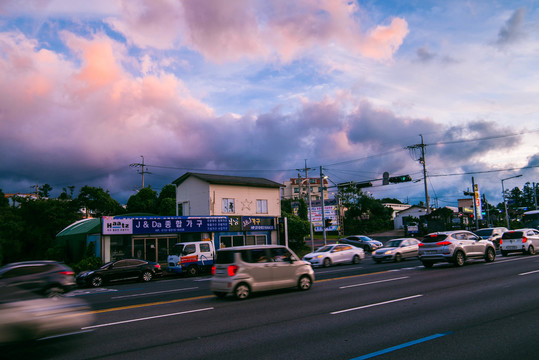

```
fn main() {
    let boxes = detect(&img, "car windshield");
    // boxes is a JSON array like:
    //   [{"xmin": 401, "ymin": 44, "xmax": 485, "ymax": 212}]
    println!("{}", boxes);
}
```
[
  {"xmin": 315, "ymin": 246, "xmax": 333, "ymax": 253},
  {"xmin": 386, "ymin": 240, "xmax": 403, "ymax": 247},
  {"xmin": 474, "ymin": 229, "xmax": 493, "ymax": 237},
  {"xmin": 422, "ymin": 234, "xmax": 448, "ymax": 243},
  {"xmin": 170, "ymin": 244, "xmax": 185, "ymax": 256},
  {"xmin": 502, "ymin": 231, "xmax": 524, "ymax": 239},
  {"xmin": 100, "ymin": 262, "xmax": 113, "ymax": 269}
]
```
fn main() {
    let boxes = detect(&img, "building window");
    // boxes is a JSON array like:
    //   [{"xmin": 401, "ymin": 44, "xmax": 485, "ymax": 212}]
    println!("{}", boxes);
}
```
[
  {"xmin": 222, "ymin": 198, "xmax": 235, "ymax": 213},
  {"xmin": 257, "ymin": 199, "xmax": 268, "ymax": 214}
]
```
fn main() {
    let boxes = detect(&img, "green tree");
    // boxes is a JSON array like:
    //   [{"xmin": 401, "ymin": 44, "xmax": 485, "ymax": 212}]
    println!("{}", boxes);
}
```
[
  {"xmin": 157, "ymin": 184, "xmax": 176, "ymax": 215},
  {"xmin": 76, "ymin": 186, "xmax": 124, "ymax": 217},
  {"xmin": 281, "ymin": 211, "xmax": 310, "ymax": 253},
  {"xmin": 126, "ymin": 187, "xmax": 158, "ymax": 214},
  {"xmin": 59, "ymin": 186, "xmax": 76, "ymax": 200},
  {"xmin": 38, "ymin": 184, "xmax": 53, "ymax": 198}
]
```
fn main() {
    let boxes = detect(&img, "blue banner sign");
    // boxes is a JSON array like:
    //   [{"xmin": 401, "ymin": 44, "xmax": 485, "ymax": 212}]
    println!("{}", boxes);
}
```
[{"xmin": 103, "ymin": 216, "xmax": 229, "ymax": 235}]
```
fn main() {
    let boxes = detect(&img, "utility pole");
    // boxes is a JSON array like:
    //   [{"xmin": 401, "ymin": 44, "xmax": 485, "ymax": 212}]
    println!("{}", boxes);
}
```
[
  {"xmin": 297, "ymin": 160, "xmax": 315, "ymax": 252},
  {"xmin": 407, "ymin": 134, "xmax": 430, "ymax": 214},
  {"xmin": 534, "ymin": 182, "xmax": 538, "ymax": 210},
  {"xmin": 320, "ymin": 166, "xmax": 327, "ymax": 246},
  {"xmin": 130, "ymin": 155, "xmax": 151, "ymax": 189}
]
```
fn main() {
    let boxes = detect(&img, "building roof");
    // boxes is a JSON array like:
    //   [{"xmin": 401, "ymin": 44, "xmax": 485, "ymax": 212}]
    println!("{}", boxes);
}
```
[
  {"xmin": 56, "ymin": 218, "xmax": 101, "ymax": 237},
  {"xmin": 173, "ymin": 172, "xmax": 283, "ymax": 189}
]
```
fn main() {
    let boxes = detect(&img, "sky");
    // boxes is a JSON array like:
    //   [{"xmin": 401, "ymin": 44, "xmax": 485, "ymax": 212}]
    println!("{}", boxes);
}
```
[{"xmin": 1, "ymin": 0, "xmax": 538, "ymax": 207}]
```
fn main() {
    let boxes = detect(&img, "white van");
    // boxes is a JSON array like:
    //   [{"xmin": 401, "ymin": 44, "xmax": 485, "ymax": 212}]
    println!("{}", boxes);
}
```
[{"xmin": 167, "ymin": 241, "xmax": 215, "ymax": 276}]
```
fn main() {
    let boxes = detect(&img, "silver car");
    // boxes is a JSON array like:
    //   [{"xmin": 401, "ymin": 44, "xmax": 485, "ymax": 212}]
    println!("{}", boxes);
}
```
[
  {"xmin": 210, "ymin": 245, "xmax": 314, "ymax": 300},
  {"xmin": 418, "ymin": 230, "xmax": 496, "ymax": 268},
  {"xmin": 373, "ymin": 238, "xmax": 420, "ymax": 263},
  {"xmin": 302, "ymin": 243, "xmax": 365, "ymax": 267}
]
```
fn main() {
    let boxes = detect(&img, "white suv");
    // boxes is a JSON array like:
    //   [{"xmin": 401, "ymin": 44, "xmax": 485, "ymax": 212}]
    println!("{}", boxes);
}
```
[
  {"xmin": 418, "ymin": 230, "xmax": 496, "ymax": 268},
  {"xmin": 210, "ymin": 245, "xmax": 314, "ymax": 300},
  {"xmin": 500, "ymin": 228, "xmax": 539, "ymax": 256}
]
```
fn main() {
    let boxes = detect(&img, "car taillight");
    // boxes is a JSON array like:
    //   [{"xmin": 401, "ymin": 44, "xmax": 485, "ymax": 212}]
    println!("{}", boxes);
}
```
[
  {"xmin": 211, "ymin": 266, "xmax": 216, "ymax": 275},
  {"xmin": 59, "ymin": 271, "xmax": 74, "ymax": 276},
  {"xmin": 436, "ymin": 241, "xmax": 452, "ymax": 246},
  {"xmin": 418, "ymin": 243, "xmax": 424, "ymax": 247},
  {"xmin": 522, "ymin": 237, "xmax": 528, "ymax": 243},
  {"xmin": 154, "ymin": 264, "xmax": 161, "ymax": 269},
  {"xmin": 227, "ymin": 265, "xmax": 239, "ymax": 276},
  {"xmin": 499, "ymin": 239, "xmax": 503, "ymax": 245}
]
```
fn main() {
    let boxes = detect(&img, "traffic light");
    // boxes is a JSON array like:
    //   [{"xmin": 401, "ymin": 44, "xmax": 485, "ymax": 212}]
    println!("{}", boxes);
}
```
[
  {"xmin": 388, "ymin": 175, "xmax": 412, "ymax": 183},
  {"xmin": 356, "ymin": 182, "xmax": 373, "ymax": 189}
]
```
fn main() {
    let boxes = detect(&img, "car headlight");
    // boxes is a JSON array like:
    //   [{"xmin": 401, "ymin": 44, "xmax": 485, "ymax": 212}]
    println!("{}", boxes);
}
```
[
  {"xmin": 384, "ymin": 250, "xmax": 393, "ymax": 255},
  {"xmin": 314, "ymin": 254, "xmax": 324, "ymax": 259}
]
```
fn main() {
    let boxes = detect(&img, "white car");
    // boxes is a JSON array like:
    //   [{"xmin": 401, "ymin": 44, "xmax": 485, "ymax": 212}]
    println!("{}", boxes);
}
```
[
  {"xmin": 302, "ymin": 244, "xmax": 365, "ymax": 267},
  {"xmin": 373, "ymin": 238, "xmax": 420, "ymax": 263},
  {"xmin": 500, "ymin": 228, "xmax": 539, "ymax": 256}
]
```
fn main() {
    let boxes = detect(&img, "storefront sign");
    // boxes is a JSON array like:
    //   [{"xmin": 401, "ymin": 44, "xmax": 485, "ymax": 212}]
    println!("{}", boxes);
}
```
[
  {"xmin": 241, "ymin": 216, "xmax": 275, "ymax": 231},
  {"xmin": 103, "ymin": 216, "xmax": 229, "ymax": 235}
]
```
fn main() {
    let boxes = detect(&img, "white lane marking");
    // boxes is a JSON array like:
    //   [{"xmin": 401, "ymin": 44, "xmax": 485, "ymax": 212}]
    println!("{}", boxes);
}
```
[
  {"xmin": 518, "ymin": 269, "xmax": 539, "ymax": 276},
  {"xmin": 339, "ymin": 276, "xmax": 409, "ymax": 289},
  {"xmin": 111, "ymin": 287, "xmax": 199, "ymax": 299},
  {"xmin": 82, "ymin": 307, "xmax": 214, "ymax": 329},
  {"xmin": 331, "ymin": 295, "xmax": 423, "ymax": 315},
  {"xmin": 485, "ymin": 257, "xmax": 527, "ymax": 265}
]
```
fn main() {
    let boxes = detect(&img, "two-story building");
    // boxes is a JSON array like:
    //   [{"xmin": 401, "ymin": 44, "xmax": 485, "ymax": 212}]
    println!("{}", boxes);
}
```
[{"xmin": 173, "ymin": 172, "xmax": 283, "ymax": 249}]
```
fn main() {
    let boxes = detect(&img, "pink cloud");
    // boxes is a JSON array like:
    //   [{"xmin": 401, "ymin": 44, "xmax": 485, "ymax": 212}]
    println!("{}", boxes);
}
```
[{"xmin": 107, "ymin": 0, "xmax": 409, "ymax": 63}]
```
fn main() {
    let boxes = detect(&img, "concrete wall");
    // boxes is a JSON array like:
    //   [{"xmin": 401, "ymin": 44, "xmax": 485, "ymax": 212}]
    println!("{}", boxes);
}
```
[
  {"xmin": 176, "ymin": 177, "xmax": 211, "ymax": 216},
  {"xmin": 209, "ymin": 184, "xmax": 281, "ymax": 217}
]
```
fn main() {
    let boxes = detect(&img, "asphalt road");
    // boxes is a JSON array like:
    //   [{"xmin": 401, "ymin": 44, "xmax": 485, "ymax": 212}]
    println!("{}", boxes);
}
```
[{"xmin": 4, "ymin": 253, "xmax": 539, "ymax": 359}]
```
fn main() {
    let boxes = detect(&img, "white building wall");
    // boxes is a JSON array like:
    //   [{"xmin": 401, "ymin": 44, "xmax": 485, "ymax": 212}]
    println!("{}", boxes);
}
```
[
  {"xmin": 176, "ymin": 177, "xmax": 211, "ymax": 216},
  {"xmin": 394, "ymin": 207, "xmax": 428, "ymax": 229},
  {"xmin": 209, "ymin": 184, "xmax": 281, "ymax": 217}
]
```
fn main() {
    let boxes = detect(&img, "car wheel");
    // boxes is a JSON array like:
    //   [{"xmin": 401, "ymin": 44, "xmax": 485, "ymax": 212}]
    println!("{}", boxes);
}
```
[
  {"xmin": 323, "ymin": 258, "xmax": 332, "ymax": 267},
  {"xmin": 214, "ymin": 292, "xmax": 227, "ymax": 298},
  {"xmin": 141, "ymin": 271, "xmax": 153, "ymax": 282},
  {"xmin": 394, "ymin": 253, "xmax": 402, "ymax": 262},
  {"xmin": 298, "ymin": 275, "xmax": 312, "ymax": 291},
  {"xmin": 528, "ymin": 245, "xmax": 536, "ymax": 255},
  {"xmin": 187, "ymin": 265, "xmax": 199, "ymax": 277},
  {"xmin": 45, "ymin": 286, "xmax": 65, "ymax": 298},
  {"xmin": 91, "ymin": 275, "xmax": 103, "ymax": 287},
  {"xmin": 234, "ymin": 283, "xmax": 250, "ymax": 300},
  {"xmin": 454, "ymin": 251, "xmax": 465, "ymax": 267},
  {"xmin": 484, "ymin": 248, "xmax": 495, "ymax": 262},
  {"xmin": 422, "ymin": 261, "xmax": 433, "ymax": 268},
  {"xmin": 501, "ymin": 250, "xmax": 508, "ymax": 257},
  {"xmin": 352, "ymin": 255, "xmax": 361, "ymax": 264}
]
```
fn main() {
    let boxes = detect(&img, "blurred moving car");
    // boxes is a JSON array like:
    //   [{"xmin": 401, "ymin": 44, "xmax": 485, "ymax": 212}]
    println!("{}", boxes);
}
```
[
  {"xmin": 372, "ymin": 238, "xmax": 420, "ymax": 263},
  {"xmin": 473, "ymin": 227, "xmax": 508, "ymax": 249},
  {"xmin": 302, "ymin": 244, "xmax": 365, "ymax": 267},
  {"xmin": 210, "ymin": 245, "xmax": 314, "ymax": 300},
  {"xmin": 340, "ymin": 235, "xmax": 383, "ymax": 252},
  {"xmin": 76, "ymin": 259, "xmax": 162, "ymax": 287},
  {"xmin": 0, "ymin": 260, "xmax": 76, "ymax": 299},
  {"xmin": 0, "ymin": 296, "xmax": 94, "ymax": 344},
  {"xmin": 500, "ymin": 228, "xmax": 539, "ymax": 256},
  {"xmin": 418, "ymin": 230, "xmax": 496, "ymax": 268}
]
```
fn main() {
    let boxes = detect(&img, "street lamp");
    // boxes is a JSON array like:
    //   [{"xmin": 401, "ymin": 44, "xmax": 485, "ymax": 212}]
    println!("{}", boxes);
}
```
[{"xmin": 502, "ymin": 174, "xmax": 522, "ymax": 229}]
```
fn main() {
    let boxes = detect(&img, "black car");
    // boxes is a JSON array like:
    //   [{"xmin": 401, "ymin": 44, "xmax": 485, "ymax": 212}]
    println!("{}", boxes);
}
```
[
  {"xmin": 76, "ymin": 259, "xmax": 162, "ymax": 287},
  {"xmin": 0, "ymin": 260, "xmax": 76, "ymax": 300},
  {"xmin": 340, "ymin": 235, "xmax": 384, "ymax": 252}
]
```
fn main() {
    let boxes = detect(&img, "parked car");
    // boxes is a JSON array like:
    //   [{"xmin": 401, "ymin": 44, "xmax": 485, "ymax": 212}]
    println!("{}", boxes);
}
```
[
  {"xmin": 418, "ymin": 230, "xmax": 496, "ymax": 268},
  {"xmin": 474, "ymin": 227, "xmax": 508, "ymax": 249},
  {"xmin": 303, "ymin": 244, "xmax": 365, "ymax": 267},
  {"xmin": 76, "ymin": 259, "xmax": 162, "ymax": 287},
  {"xmin": 372, "ymin": 238, "xmax": 420, "ymax": 263},
  {"xmin": 0, "ymin": 297, "xmax": 94, "ymax": 344},
  {"xmin": 0, "ymin": 260, "xmax": 76, "ymax": 299},
  {"xmin": 340, "ymin": 235, "xmax": 383, "ymax": 252},
  {"xmin": 210, "ymin": 245, "xmax": 314, "ymax": 300},
  {"xmin": 500, "ymin": 228, "xmax": 539, "ymax": 256}
]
